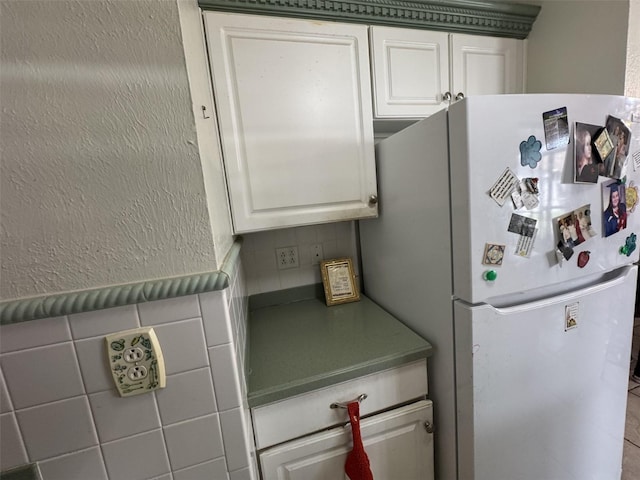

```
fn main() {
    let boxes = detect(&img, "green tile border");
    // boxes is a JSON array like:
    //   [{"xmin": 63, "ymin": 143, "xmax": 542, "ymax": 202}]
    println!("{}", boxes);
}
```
[
  {"xmin": 198, "ymin": 0, "xmax": 541, "ymax": 39},
  {"xmin": 0, "ymin": 240, "xmax": 242, "ymax": 325}
]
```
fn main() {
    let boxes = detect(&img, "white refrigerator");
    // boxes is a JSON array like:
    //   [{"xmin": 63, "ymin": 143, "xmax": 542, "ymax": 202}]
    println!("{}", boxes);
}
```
[{"xmin": 359, "ymin": 94, "xmax": 640, "ymax": 480}]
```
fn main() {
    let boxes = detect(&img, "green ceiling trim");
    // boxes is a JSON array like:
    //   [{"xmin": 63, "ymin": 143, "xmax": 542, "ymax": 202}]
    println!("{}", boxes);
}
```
[
  {"xmin": 198, "ymin": 0, "xmax": 540, "ymax": 39},
  {"xmin": 0, "ymin": 240, "xmax": 242, "ymax": 325}
]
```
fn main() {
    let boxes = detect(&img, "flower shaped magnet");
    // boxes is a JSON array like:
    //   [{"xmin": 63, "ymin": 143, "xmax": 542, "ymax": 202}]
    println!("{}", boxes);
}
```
[{"xmin": 520, "ymin": 135, "xmax": 542, "ymax": 168}]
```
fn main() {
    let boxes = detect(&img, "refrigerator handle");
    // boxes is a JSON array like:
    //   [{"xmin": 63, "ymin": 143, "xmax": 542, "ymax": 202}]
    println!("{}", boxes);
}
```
[{"xmin": 485, "ymin": 265, "xmax": 637, "ymax": 312}]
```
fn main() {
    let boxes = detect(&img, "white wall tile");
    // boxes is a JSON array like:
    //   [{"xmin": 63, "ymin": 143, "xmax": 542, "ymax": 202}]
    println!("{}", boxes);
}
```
[
  {"xmin": 229, "ymin": 467, "xmax": 254, "ymax": 480},
  {"xmin": 0, "ymin": 368, "xmax": 12, "ymax": 413},
  {"xmin": 138, "ymin": 295, "xmax": 201, "ymax": 326},
  {"xmin": 102, "ymin": 429, "xmax": 170, "ymax": 480},
  {"xmin": 153, "ymin": 319, "xmax": 208, "ymax": 375},
  {"xmin": 295, "ymin": 225, "xmax": 318, "ymax": 244},
  {"xmin": 88, "ymin": 389, "xmax": 160, "ymax": 443},
  {"xmin": 0, "ymin": 412, "xmax": 28, "ymax": 470},
  {"xmin": 163, "ymin": 414, "xmax": 224, "ymax": 471},
  {"xmin": 0, "ymin": 316, "xmax": 70, "ymax": 353},
  {"xmin": 38, "ymin": 447, "xmax": 108, "ymax": 480},
  {"xmin": 173, "ymin": 457, "xmax": 229, "ymax": 480},
  {"xmin": 1, "ymin": 342, "xmax": 84, "ymax": 409},
  {"xmin": 241, "ymin": 221, "xmax": 358, "ymax": 295},
  {"xmin": 219, "ymin": 408, "xmax": 251, "ymax": 472},
  {"xmin": 69, "ymin": 305, "xmax": 139, "ymax": 339},
  {"xmin": 74, "ymin": 337, "xmax": 113, "ymax": 394},
  {"xmin": 149, "ymin": 475, "xmax": 172, "ymax": 480},
  {"xmin": 156, "ymin": 368, "xmax": 217, "ymax": 425},
  {"xmin": 208, "ymin": 344, "xmax": 242, "ymax": 411},
  {"xmin": 16, "ymin": 396, "xmax": 98, "ymax": 461},
  {"xmin": 316, "ymin": 222, "xmax": 338, "ymax": 242},
  {"xmin": 199, "ymin": 290, "xmax": 233, "ymax": 347}
]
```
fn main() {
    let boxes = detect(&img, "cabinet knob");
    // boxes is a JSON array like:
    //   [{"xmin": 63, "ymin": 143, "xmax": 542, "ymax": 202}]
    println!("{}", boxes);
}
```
[
  {"xmin": 455, "ymin": 92, "xmax": 465, "ymax": 101},
  {"xmin": 442, "ymin": 92, "xmax": 452, "ymax": 102},
  {"xmin": 424, "ymin": 421, "xmax": 435, "ymax": 434},
  {"xmin": 368, "ymin": 195, "xmax": 378, "ymax": 206}
]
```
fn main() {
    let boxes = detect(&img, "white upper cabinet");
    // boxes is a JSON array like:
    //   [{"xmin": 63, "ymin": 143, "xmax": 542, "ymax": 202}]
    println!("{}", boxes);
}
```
[
  {"xmin": 450, "ymin": 33, "xmax": 524, "ymax": 99},
  {"xmin": 370, "ymin": 26, "xmax": 525, "ymax": 118},
  {"xmin": 203, "ymin": 12, "xmax": 378, "ymax": 233},
  {"xmin": 370, "ymin": 26, "xmax": 449, "ymax": 118}
]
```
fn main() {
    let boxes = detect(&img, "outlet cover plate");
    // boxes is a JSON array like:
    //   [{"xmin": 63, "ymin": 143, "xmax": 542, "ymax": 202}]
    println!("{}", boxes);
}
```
[
  {"xmin": 105, "ymin": 327, "xmax": 166, "ymax": 397},
  {"xmin": 276, "ymin": 246, "xmax": 299, "ymax": 270}
]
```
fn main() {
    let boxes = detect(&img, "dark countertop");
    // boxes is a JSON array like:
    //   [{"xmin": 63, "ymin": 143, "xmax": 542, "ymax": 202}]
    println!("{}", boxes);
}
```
[{"xmin": 246, "ymin": 285, "xmax": 432, "ymax": 407}]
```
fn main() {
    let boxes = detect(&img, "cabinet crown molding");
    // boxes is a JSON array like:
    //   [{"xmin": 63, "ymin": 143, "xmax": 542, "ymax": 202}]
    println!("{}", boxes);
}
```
[{"xmin": 198, "ymin": 0, "xmax": 540, "ymax": 39}]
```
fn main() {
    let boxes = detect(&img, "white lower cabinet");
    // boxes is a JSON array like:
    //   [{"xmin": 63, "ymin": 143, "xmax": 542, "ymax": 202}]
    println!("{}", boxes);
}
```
[
  {"xmin": 251, "ymin": 361, "xmax": 433, "ymax": 479},
  {"xmin": 259, "ymin": 400, "xmax": 434, "ymax": 480}
]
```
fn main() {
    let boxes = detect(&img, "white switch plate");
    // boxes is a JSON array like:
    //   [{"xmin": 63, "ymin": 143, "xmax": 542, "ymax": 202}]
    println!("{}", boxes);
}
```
[{"xmin": 105, "ymin": 327, "xmax": 166, "ymax": 397}]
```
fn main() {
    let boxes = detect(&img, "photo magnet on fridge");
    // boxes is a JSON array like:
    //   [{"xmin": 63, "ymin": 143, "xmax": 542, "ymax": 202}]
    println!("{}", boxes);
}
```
[
  {"xmin": 603, "ymin": 116, "xmax": 632, "ymax": 180},
  {"xmin": 574, "ymin": 122, "xmax": 602, "ymax": 183},
  {"xmin": 507, "ymin": 213, "xmax": 537, "ymax": 237},
  {"xmin": 542, "ymin": 107, "xmax": 569, "ymax": 150},
  {"xmin": 555, "ymin": 205, "xmax": 596, "ymax": 250},
  {"xmin": 602, "ymin": 180, "xmax": 627, "ymax": 237}
]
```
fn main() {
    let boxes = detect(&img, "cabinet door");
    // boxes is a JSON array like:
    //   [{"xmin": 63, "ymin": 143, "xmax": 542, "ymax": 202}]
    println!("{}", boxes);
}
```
[
  {"xmin": 370, "ymin": 26, "xmax": 449, "ymax": 118},
  {"xmin": 450, "ymin": 34, "xmax": 524, "ymax": 99},
  {"xmin": 259, "ymin": 400, "xmax": 434, "ymax": 480},
  {"xmin": 203, "ymin": 12, "xmax": 378, "ymax": 233}
]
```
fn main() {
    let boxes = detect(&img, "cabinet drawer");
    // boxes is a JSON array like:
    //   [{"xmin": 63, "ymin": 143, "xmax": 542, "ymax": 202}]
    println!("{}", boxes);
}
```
[{"xmin": 252, "ymin": 360, "xmax": 428, "ymax": 449}]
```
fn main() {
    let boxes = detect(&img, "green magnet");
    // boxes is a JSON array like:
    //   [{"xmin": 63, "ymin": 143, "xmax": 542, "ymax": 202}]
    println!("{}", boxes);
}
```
[{"xmin": 483, "ymin": 270, "xmax": 498, "ymax": 281}]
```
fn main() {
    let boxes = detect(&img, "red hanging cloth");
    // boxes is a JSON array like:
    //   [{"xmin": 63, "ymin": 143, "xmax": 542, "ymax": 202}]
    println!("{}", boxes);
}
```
[{"xmin": 345, "ymin": 401, "xmax": 374, "ymax": 480}]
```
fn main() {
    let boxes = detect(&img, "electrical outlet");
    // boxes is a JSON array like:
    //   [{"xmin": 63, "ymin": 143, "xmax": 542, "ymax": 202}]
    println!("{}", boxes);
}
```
[
  {"xmin": 311, "ymin": 243, "xmax": 324, "ymax": 265},
  {"xmin": 276, "ymin": 246, "xmax": 299, "ymax": 270},
  {"xmin": 105, "ymin": 327, "xmax": 166, "ymax": 397}
]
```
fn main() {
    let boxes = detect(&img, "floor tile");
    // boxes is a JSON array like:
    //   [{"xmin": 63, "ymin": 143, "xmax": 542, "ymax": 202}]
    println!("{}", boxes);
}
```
[{"xmin": 623, "ymin": 439, "xmax": 640, "ymax": 480}]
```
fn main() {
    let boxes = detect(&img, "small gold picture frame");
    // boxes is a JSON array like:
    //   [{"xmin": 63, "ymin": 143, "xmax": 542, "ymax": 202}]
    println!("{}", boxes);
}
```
[{"xmin": 320, "ymin": 258, "xmax": 360, "ymax": 306}]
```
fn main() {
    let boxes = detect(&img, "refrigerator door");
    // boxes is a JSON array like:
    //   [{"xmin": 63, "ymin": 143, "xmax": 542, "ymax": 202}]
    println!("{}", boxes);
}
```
[
  {"xmin": 455, "ymin": 265, "xmax": 637, "ymax": 480},
  {"xmin": 449, "ymin": 94, "xmax": 640, "ymax": 304}
]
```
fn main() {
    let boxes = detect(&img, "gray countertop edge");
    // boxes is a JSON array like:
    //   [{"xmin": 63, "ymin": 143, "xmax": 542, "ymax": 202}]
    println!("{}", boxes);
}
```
[
  {"xmin": 0, "ymin": 240, "xmax": 242, "ymax": 325},
  {"xmin": 247, "ymin": 347, "xmax": 432, "ymax": 408}
]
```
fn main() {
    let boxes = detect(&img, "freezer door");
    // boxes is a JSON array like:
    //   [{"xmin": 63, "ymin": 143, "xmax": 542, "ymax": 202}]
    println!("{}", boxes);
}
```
[
  {"xmin": 449, "ymin": 94, "xmax": 640, "ymax": 304},
  {"xmin": 455, "ymin": 265, "xmax": 637, "ymax": 480}
]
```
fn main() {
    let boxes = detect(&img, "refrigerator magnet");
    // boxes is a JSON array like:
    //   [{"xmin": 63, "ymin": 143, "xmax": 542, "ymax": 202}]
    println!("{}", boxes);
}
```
[
  {"xmin": 564, "ymin": 302, "xmax": 579, "ymax": 331},
  {"xmin": 556, "ymin": 240, "xmax": 574, "ymax": 262},
  {"xmin": 520, "ymin": 135, "xmax": 542, "ymax": 168},
  {"xmin": 515, "ymin": 229, "xmax": 537, "ymax": 258},
  {"xmin": 619, "ymin": 233, "xmax": 637, "ymax": 257},
  {"xmin": 542, "ymin": 107, "xmax": 569, "ymax": 151},
  {"xmin": 507, "ymin": 213, "xmax": 537, "ymax": 237},
  {"xmin": 626, "ymin": 182, "xmax": 638, "ymax": 213},
  {"xmin": 577, "ymin": 251, "xmax": 590, "ymax": 268},
  {"xmin": 574, "ymin": 123, "xmax": 602, "ymax": 184},
  {"xmin": 482, "ymin": 243, "xmax": 505, "ymax": 266},
  {"xmin": 602, "ymin": 180, "xmax": 627, "ymax": 237},
  {"xmin": 489, "ymin": 168, "xmax": 519, "ymax": 206}
]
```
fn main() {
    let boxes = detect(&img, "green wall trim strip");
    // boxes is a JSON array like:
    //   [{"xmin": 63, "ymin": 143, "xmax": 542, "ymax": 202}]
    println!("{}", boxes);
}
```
[
  {"xmin": 0, "ymin": 240, "xmax": 242, "ymax": 325},
  {"xmin": 198, "ymin": 0, "xmax": 541, "ymax": 39}
]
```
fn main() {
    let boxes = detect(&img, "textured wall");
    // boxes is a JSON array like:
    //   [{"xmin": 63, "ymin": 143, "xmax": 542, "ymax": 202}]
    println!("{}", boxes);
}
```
[
  {"xmin": 0, "ymin": 0, "xmax": 219, "ymax": 300},
  {"xmin": 625, "ymin": 0, "xmax": 640, "ymax": 97},
  {"xmin": 525, "ymin": 0, "xmax": 629, "ymax": 95}
]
